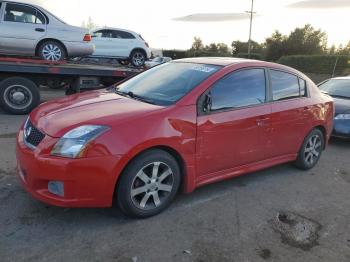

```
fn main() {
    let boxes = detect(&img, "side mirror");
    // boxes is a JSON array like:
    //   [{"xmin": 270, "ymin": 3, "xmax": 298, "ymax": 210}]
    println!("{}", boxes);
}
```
[{"xmin": 203, "ymin": 92, "xmax": 212, "ymax": 113}]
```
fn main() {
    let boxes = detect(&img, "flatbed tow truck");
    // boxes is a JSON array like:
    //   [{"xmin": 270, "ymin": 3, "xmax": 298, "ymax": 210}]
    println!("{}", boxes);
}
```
[{"xmin": 0, "ymin": 57, "xmax": 144, "ymax": 114}]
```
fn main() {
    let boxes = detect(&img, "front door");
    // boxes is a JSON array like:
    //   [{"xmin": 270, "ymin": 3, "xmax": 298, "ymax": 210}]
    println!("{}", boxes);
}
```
[
  {"xmin": 196, "ymin": 68, "xmax": 271, "ymax": 178},
  {"xmin": 0, "ymin": 2, "xmax": 47, "ymax": 55}
]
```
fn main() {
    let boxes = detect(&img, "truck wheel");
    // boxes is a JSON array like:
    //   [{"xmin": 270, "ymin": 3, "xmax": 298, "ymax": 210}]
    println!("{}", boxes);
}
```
[
  {"xmin": 0, "ymin": 77, "xmax": 40, "ymax": 115},
  {"xmin": 38, "ymin": 41, "xmax": 66, "ymax": 61}
]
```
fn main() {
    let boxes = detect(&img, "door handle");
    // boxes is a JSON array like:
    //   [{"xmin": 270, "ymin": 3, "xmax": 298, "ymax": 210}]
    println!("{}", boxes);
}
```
[
  {"xmin": 256, "ymin": 117, "xmax": 270, "ymax": 127},
  {"xmin": 35, "ymin": 28, "xmax": 45, "ymax": 32}
]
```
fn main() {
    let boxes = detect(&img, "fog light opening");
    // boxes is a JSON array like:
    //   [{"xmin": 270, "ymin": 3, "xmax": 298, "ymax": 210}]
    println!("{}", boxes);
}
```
[{"xmin": 48, "ymin": 181, "xmax": 64, "ymax": 197}]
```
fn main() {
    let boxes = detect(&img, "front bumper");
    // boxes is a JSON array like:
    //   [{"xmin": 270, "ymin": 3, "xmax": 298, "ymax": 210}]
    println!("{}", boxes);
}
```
[
  {"xmin": 333, "ymin": 119, "xmax": 350, "ymax": 138},
  {"xmin": 16, "ymin": 129, "xmax": 122, "ymax": 207}
]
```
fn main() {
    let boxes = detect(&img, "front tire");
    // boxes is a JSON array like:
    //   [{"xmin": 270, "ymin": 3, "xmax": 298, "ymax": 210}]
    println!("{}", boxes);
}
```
[
  {"xmin": 116, "ymin": 149, "xmax": 181, "ymax": 218},
  {"xmin": 130, "ymin": 50, "xmax": 146, "ymax": 67},
  {"xmin": 295, "ymin": 128, "xmax": 324, "ymax": 170},
  {"xmin": 38, "ymin": 41, "xmax": 66, "ymax": 61},
  {"xmin": 0, "ymin": 77, "xmax": 40, "ymax": 114}
]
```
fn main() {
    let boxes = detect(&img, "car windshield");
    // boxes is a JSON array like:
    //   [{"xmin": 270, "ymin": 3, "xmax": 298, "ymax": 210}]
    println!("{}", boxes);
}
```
[
  {"xmin": 318, "ymin": 79, "xmax": 350, "ymax": 99},
  {"xmin": 116, "ymin": 62, "xmax": 222, "ymax": 105}
]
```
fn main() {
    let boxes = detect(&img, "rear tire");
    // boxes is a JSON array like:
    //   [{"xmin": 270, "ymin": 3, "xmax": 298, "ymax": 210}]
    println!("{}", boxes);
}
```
[
  {"xmin": 130, "ymin": 50, "xmax": 146, "ymax": 67},
  {"xmin": 0, "ymin": 77, "xmax": 40, "ymax": 114},
  {"xmin": 38, "ymin": 41, "xmax": 66, "ymax": 61},
  {"xmin": 116, "ymin": 149, "xmax": 181, "ymax": 218},
  {"xmin": 295, "ymin": 128, "xmax": 324, "ymax": 170}
]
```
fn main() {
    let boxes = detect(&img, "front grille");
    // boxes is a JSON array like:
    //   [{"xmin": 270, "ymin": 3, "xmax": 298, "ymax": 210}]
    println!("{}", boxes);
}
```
[{"xmin": 24, "ymin": 119, "xmax": 45, "ymax": 148}]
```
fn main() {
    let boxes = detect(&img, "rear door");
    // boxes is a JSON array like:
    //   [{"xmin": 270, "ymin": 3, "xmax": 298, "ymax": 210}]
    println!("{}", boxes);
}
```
[
  {"xmin": 92, "ymin": 29, "xmax": 134, "ymax": 57},
  {"xmin": 91, "ymin": 29, "xmax": 115, "ymax": 57},
  {"xmin": 0, "ymin": 2, "xmax": 47, "ymax": 55},
  {"xmin": 112, "ymin": 30, "xmax": 135, "ymax": 57},
  {"xmin": 266, "ymin": 69, "xmax": 312, "ymax": 158},
  {"xmin": 196, "ymin": 68, "xmax": 272, "ymax": 178}
]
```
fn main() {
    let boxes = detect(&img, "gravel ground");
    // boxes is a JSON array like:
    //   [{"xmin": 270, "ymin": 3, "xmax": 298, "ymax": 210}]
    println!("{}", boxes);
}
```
[{"xmin": 0, "ymin": 88, "xmax": 350, "ymax": 262}]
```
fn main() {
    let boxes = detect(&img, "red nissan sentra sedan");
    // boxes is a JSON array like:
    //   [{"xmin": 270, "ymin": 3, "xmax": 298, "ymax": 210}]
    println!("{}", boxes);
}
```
[{"xmin": 16, "ymin": 58, "xmax": 334, "ymax": 218}]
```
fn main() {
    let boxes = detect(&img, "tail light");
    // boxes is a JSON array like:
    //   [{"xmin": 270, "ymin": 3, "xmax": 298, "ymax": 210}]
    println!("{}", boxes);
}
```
[{"xmin": 83, "ymin": 34, "xmax": 92, "ymax": 42}]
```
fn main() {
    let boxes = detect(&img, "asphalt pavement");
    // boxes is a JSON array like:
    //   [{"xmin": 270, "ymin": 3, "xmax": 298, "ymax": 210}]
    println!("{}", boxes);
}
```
[{"xmin": 1, "ymin": 88, "xmax": 350, "ymax": 262}]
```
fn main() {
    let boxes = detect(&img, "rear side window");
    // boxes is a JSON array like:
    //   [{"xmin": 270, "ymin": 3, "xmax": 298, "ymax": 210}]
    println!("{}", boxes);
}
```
[
  {"xmin": 5, "ymin": 3, "xmax": 45, "ymax": 24},
  {"xmin": 210, "ymin": 68, "xmax": 266, "ymax": 111},
  {"xmin": 114, "ymin": 30, "xmax": 135, "ymax": 39},
  {"xmin": 271, "ymin": 70, "xmax": 305, "ymax": 101},
  {"xmin": 95, "ymin": 30, "xmax": 113, "ymax": 38}
]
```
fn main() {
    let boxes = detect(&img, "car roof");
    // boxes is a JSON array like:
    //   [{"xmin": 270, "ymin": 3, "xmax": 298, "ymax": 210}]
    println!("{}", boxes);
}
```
[
  {"xmin": 93, "ymin": 27, "xmax": 137, "ymax": 35},
  {"xmin": 173, "ymin": 57, "xmax": 310, "ymax": 79},
  {"xmin": 174, "ymin": 57, "xmax": 252, "ymax": 66}
]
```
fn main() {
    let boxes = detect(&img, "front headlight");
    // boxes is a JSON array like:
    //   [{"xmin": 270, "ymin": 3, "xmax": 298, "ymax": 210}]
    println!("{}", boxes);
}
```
[
  {"xmin": 335, "ymin": 114, "xmax": 350, "ymax": 120},
  {"xmin": 51, "ymin": 125, "xmax": 109, "ymax": 158}
]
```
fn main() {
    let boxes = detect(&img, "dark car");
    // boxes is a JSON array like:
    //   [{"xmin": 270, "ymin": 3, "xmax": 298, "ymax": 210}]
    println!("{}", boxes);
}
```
[{"xmin": 318, "ymin": 77, "xmax": 350, "ymax": 138}]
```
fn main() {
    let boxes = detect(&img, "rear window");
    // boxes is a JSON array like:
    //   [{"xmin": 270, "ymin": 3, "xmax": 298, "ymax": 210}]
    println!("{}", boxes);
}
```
[
  {"xmin": 115, "ymin": 30, "xmax": 135, "ymax": 39},
  {"xmin": 271, "ymin": 70, "xmax": 306, "ymax": 101}
]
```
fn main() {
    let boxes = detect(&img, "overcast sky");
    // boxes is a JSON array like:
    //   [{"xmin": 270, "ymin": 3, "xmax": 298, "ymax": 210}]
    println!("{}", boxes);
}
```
[{"xmin": 23, "ymin": 0, "xmax": 350, "ymax": 49}]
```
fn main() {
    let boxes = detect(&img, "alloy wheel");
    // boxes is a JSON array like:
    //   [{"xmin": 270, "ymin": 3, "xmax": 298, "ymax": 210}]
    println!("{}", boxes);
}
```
[
  {"xmin": 304, "ymin": 134, "xmax": 322, "ymax": 166},
  {"xmin": 132, "ymin": 52, "xmax": 145, "ymax": 66},
  {"xmin": 130, "ymin": 162, "xmax": 174, "ymax": 210}
]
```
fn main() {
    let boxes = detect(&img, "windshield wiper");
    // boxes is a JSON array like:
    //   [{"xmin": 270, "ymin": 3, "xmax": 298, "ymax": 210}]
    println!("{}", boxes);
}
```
[
  {"xmin": 114, "ymin": 89, "xmax": 128, "ymax": 97},
  {"xmin": 115, "ymin": 90, "xmax": 157, "ymax": 105},
  {"xmin": 127, "ymin": 91, "xmax": 157, "ymax": 105}
]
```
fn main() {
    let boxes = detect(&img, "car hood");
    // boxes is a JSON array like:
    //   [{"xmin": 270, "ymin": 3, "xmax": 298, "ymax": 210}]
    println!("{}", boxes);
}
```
[
  {"xmin": 333, "ymin": 97, "xmax": 350, "ymax": 115},
  {"xmin": 30, "ymin": 89, "xmax": 164, "ymax": 137}
]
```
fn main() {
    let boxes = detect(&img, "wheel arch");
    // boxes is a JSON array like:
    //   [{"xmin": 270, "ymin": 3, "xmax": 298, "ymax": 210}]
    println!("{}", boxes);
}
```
[
  {"xmin": 129, "ymin": 48, "xmax": 147, "ymax": 58},
  {"xmin": 314, "ymin": 125, "xmax": 327, "ymax": 150},
  {"xmin": 112, "ymin": 145, "xmax": 188, "ymax": 204},
  {"xmin": 35, "ymin": 38, "xmax": 68, "ymax": 57}
]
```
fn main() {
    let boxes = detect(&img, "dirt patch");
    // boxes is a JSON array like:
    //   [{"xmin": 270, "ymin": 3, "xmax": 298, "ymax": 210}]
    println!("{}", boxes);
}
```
[
  {"xmin": 0, "ymin": 133, "xmax": 17, "ymax": 139},
  {"xmin": 271, "ymin": 211, "xmax": 322, "ymax": 251},
  {"xmin": 190, "ymin": 240, "xmax": 233, "ymax": 262},
  {"xmin": 257, "ymin": 248, "xmax": 272, "ymax": 260},
  {"xmin": 336, "ymin": 169, "xmax": 350, "ymax": 183},
  {"xmin": 0, "ymin": 168, "xmax": 16, "ymax": 176}
]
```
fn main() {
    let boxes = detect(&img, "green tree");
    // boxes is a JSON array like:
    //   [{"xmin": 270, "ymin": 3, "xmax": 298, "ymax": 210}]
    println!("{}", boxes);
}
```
[
  {"xmin": 336, "ymin": 41, "xmax": 350, "ymax": 55},
  {"xmin": 285, "ymin": 24, "xmax": 327, "ymax": 56},
  {"xmin": 264, "ymin": 30, "xmax": 286, "ymax": 61},
  {"xmin": 231, "ymin": 40, "xmax": 262, "ymax": 56},
  {"xmin": 264, "ymin": 25, "xmax": 327, "ymax": 61}
]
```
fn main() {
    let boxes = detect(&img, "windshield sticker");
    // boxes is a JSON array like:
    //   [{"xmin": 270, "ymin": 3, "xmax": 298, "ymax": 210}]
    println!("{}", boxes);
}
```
[{"xmin": 191, "ymin": 65, "xmax": 216, "ymax": 73}]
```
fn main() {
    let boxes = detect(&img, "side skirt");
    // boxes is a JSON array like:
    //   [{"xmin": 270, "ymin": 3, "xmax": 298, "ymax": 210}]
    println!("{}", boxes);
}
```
[{"xmin": 195, "ymin": 154, "xmax": 297, "ymax": 188}]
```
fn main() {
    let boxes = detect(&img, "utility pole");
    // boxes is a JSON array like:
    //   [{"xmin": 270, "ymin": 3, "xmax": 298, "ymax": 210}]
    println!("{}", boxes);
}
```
[{"xmin": 246, "ymin": 0, "xmax": 255, "ymax": 58}]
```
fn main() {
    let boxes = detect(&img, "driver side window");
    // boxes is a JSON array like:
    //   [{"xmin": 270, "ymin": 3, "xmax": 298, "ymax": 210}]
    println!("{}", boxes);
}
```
[{"xmin": 209, "ymin": 68, "xmax": 266, "ymax": 112}]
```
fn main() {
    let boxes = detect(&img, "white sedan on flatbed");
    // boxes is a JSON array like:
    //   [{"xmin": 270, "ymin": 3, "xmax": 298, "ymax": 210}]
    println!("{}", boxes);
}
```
[{"xmin": 0, "ymin": 1, "xmax": 94, "ymax": 61}]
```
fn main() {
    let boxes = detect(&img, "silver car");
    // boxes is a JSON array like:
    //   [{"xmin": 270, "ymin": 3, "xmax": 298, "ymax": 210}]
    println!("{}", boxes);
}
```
[{"xmin": 0, "ymin": 1, "xmax": 94, "ymax": 61}]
